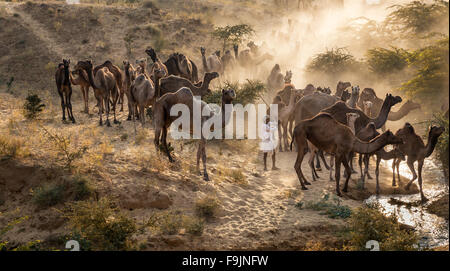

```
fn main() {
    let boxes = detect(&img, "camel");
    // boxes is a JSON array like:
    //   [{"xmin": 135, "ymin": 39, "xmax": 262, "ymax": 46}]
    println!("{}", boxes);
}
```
[
  {"xmin": 277, "ymin": 89, "xmax": 302, "ymax": 151},
  {"xmin": 145, "ymin": 47, "xmax": 169, "ymax": 79},
  {"xmin": 221, "ymin": 49, "xmax": 237, "ymax": 75},
  {"xmin": 123, "ymin": 60, "xmax": 137, "ymax": 120},
  {"xmin": 267, "ymin": 64, "xmax": 285, "ymax": 92},
  {"xmin": 320, "ymin": 94, "xmax": 403, "ymax": 134},
  {"xmin": 93, "ymin": 60, "xmax": 124, "ymax": 112},
  {"xmin": 130, "ymin": 64, "xmax": 166, "ymax": 126},
  {"xmin": 70, "ymin": 68, "xmax": 90, "ymax": 114},
  {"xmin": 316, "ymin": 87, "xmax": 331, "ymax": 95},
  {"xmin": 394, "ymin": 123, "xmax": 445, "ymax": 202},
  {"xmin": 363, "ymin": 101, "xmax": 373, "ymax": 117},
  {"xmin": 74, "ymin": 60, "xmax": 120, "ymax": 126},
  {"xmin": 346, "ymin": 85, "xmax": 360, "ymax": 108},
  {"xmin": 158, "ymin": 72, "xmax": 218, "ymax": 97},
  {"xmin": 163, "ymin": 52, "xmax": 198, "ymax": 82},
  {"xmin": 335, "ymin": 81, "xmax": 351, "ymax": 97},
  {"xmin": 55, "ymin": 59, "xmax": 75, "ymax": 123},
  {"xmin": 153, "ymin": 87, "xmax": 236, "ymax": 180},
  {"xmin": 135, "ymin": 58, "xmax": 151, "ymax": 80},
  {"xmin": 307, "ymin": 112, "xmax": 360, "ymax": 182},
  {"xmin": 201, "ymin": 47, "xmax": 223, "ymax": 75},
  {"xmin": 291, "ymin": 113, "xmax": 403, "ymax": 196},
  {"xmin": 233, "ymin": 44, "xmax": 273, "ymax": 70},
  {"xmin": 357, "ymin": 88, "xmax": 421, "ymax": 123}
]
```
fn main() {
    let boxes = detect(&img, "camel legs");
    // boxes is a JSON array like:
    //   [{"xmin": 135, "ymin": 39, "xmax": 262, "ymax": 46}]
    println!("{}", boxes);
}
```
[
  {"xmin": 329, "ymin": 155, "xmax": 334, "ymax": 181},
  {"xmin": 392, "ymin": 158, "xmax": 397, "ymax": 186},
  {"xmin": 104, "ymin": 95, "xmax": 111, "ymax": 127},
  {"xmin": 417, "ymin": 159, "xmax": 427, "ymax": 202},
  {"xmin": 375, "ymin": 155, "xmax": 382, "ymax": 195},
  {"xmin": 197, "ymin": 139, "xmax": 209, "ymax": 181},
  {"xmin": 97, "ymin": 96, "xmax": 104, "ymax": 126},
  {"xmin": 342, "ymin": 154, "xmax": 353, "ymax": 193},
  {"xmin": 67, "ymin": 88, "xmax": 75, "ymax": 123},
  {"xmin": 396, "ymin": 159, "xmax": 401, "ymax": 184},
  {"xmin": 405, "ymin": 158, "xmax": 417, "ymax": 190},
  {"xmin": 139, "ymin": 105, "xmax": 145, "ymax": 126},
  {"xmin": 319, "ymin": 151, "xmax": 330, "ymax": 170},
  {"xmin": 125, "ymin": 90, "xmax": 133, "ymax": 121},
  {"xmin": 161, "ymin": 127, "xmax": 174, "ymax": 162},
  {"xmin": 81, "ymin": 86, "xmax": 89, "ymax": 114},
  {"xmin": 58, "ymin": 90, "xmax": 66, "ymax": 121},
  {"xmin": 308, "ymin": 150, "xmax": 319, "ymax": 181},
  {"xmin": 293, "ymin": 134, "xmax": 310, "ymax": 190},
  {"xmin": 283, "ymin": 124, "xmax": 289, "ymax": 151},
  {"xmin": 334, "ymin": 155, "xmax": 342, "ymax": 196}
]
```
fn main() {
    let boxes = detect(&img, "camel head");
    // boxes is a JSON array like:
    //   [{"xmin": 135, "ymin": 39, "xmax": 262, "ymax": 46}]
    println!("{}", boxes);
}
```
[
  {"xmin": 135, "ymin": 58, "xmax": 147, "ymax": 69},
  {"xmin": 336, "ymin": 81, "xmax": 351, "ymax": 93},
  {"xmin": 62, "ymin": 59, "xmax": 70, "ymax": 67},
  {"xmin": 222, "ymin": 88, "xmax": 236, "ymax": 104},
  {"xmin": 74, "ymin": 60, "xmax": 93, "ymax": 72},
  {"xmin": 363, "ymin": 100, "xmax": 373, "ymax": 109},
  {"xmin": 385, "ymin": 93, "xmax": 402, "ymax": 107},
  {"xmin": 341, "ymin": 89, "xmax": 351, "ymax": 102},
  {"xmin": 351, "ymin": 85, "xmax": 360, "ymax": 96},
  {"xmin": 284, "ymin": 70, "xmax": 293, "ymax": 83},
  {"xmin": 430, "ymin": 126, "xmax": 445, "ymax": 138},
  {"xmin": 360, "ymin": 88, "xmax": 377, "ymax": 102},
  {"xmin": 380, "ymin": 130, "xmax": 404, "ymax": 145},
  {"xmin": 404, "ymin": 100, "xmax": 421, "ymax": 111},
  {"xmin": 346, "ymin": 112, "xmax": 360, "ymax": 124},
  {"xmin": 205, "ymin": 71, "xmax": 219, "ymax": 81},
  {"xmin": 200, "ymin": 47, "xmax": 206, "ymax": 56},
  {"xmin": 395, "ymin": 122, "xmax": 415, "ymax": 138},
  {"xmin": 145, "ymin": 47, "xmax": 157, "ymax": 62},
  {"xmin": 214, "ymin": 50, "xmax": 221, "ymax": 57},
  {"xmin": 153, "ymin": 67, "xmax": 166, "ymax": 80},
  {"xmin": 324, "ymin": 87, "xmax": 331, "ymax": 95},
  {"xmin": 233, "ymin": 44, "xmax": 239, "ymax": 51},
  {"xmin": 271, "ymin": 64, "xmax": 281, "ymax": 74}
]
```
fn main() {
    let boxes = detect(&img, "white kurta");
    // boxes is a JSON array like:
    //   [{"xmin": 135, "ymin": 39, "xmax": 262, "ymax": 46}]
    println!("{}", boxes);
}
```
[{"xmin": 260, "ymin": 121, "xmax": 279, "ymax": 153}]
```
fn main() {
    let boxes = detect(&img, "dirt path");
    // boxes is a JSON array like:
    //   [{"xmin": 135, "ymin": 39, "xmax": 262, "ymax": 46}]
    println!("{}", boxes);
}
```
[{"xmin": 1, "ymin": 2, "xmax": 68, "ymax": 60}]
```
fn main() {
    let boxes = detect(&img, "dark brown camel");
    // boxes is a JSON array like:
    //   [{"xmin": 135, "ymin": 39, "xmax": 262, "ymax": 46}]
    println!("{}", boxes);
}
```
[
  {"xmin": 158, "ymin": 72, "xmax": 218, "ymax": 97},
  {"xmin": 291, "ymin": 113, "xmax": 403, "ymax": 196},
  {"xmin": 394, "ymin": 123, "xmax": 445, "ymax": 202},
  {"xmin": 163, "ymin": 52, "xmax": 199, "ymax": 82},
  {"xmin": 55, "ymin": 59, "xmax": 75, "ymax": 123}
]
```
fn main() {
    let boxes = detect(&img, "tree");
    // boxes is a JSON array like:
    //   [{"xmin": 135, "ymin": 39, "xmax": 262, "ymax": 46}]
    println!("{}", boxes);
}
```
[
  {"xmin": 366, "ymin": 47, "xmax": 410, "ymax": 75},
  {"xmin": 212, "ymin": 24, "xmax": 254, "ymax": 52}
]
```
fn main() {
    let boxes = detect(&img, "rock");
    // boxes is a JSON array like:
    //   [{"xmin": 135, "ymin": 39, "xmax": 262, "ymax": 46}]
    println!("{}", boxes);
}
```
[{"xmin": 148, "ymin": 191, "xmax": 172, "ymax": 209}]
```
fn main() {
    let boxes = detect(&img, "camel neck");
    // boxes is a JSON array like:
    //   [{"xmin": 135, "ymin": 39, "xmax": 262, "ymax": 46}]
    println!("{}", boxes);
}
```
[
  {"xmin": 425, "ymin": 132, "xmax": 440, "ymax": 157},
  {"xmin": 352, "ymin": 134, "xmax": 387, "ymax": 154},
  {"xmin": 388, "ymin": 103, "xmax": 412, "ymax": 121},
  {"xmin": 86, "ymin": 68, "xmax": 97, "ymax": 89},
  {"xmin": 201, "ymin": 54, "xmax": 208, "ymax": 73},
  {"xmin": 373, "ymin": 98, "xmax": 392, "ymax": 129}
]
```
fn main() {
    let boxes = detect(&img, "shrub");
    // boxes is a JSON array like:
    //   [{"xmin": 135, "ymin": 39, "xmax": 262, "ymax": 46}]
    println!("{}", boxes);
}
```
[
  {"xmin": 229, "ymin": 169, "xmax": 246, "ymax": 184},
  {"xmin": 23, "ymin": 94, "xmax": 45, "ymax": 120},
  {"xmin": 366, "ymin": 47, "xmax": 410, "ymax": 75},
  {"xmin": 306, "ymin": 48, "xmax": 359, "ymax": 75},
  {"xmin": 212, "ymin": 24, "xmax": 254, "ymax": 52},
  {"xmin": 0, "ymin": 135, "xmax": 23, "ymax": 160},
  {"xmin": 154, "ymin": 210, "xmax": 183, "ymax": 235},
  {"xmin": 32, "ymin": 183, "xmax": 65, "ymax": 208},
  {"xmin": 296, "ymin": 193, "xmax": 352, "ymax": 219},
  {"xmin": 205, "ymin": 80, "xmax": 266, "ymax": 106},
  {"xmin": 343, "ymin": 204, "xmax": 419, "ymax": 251},
  {"xmin": 195, "ymin": 195, "xmax": 219, "ymax": 219},
  {"xmin": 183, "ymin": 216, "xmax": 205, "ymax": 236},
  {"xmin": 65, "ymin": 198, "xmax": 137, "ymax": 250},
  {"xmin": 429, "ymin": 112, "xmax": 449, "ymax": 178}
]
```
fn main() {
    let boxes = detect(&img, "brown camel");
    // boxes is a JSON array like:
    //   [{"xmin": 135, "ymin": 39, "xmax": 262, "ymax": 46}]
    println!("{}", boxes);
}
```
[
  {"xmin": 233, "ymin": 44, "xmax": 273, "ymax": 70},
  {"xmin": 321, "ymin": 94, "xmax": 403, "ymax": 134},
  {"xmin": 394, "ymin": 123, "xmax": 445, "ymax": 202},
  {"xmin": 123, "ymin": 60, "xmax": 137, "ymax": 121},
  {"xmin": 201, "ymin": 47, "xmax": 223, "ymax": 75},
  {"xmin": 291, "ymin": 113, "xmax": 402, "ymax": 196},
  {"xmin": 163, "ymin": 52, "xmax": 199, "ymax": 82},
  {"xmin": 93, "ymin": 60, "xmax": 124, "ymax": 112},
  {"xmin": 55, "ymin": 59, "xmax": 75, "ymax": 123},
  {"xmin": 358, "ymin": 88, "xmax": 421, "ymax": 122},
  {"xmin": 153, "ymin": 87, "xmax": 235, "ymax": 180},
  {"xmin": 130, "ymin": 65, "xmax": 166, "ymax": 126},
  {"xmin": 277, "ymin": 89, "xmax": 302, "ymax": 151},
  {"xmin": 145, "ymin": 47, "xmax": 169, "ymax": 82},
  {"xmin": 335, "ymin": 81, "xmax": 351, "ymax": 97},
  {"xmin": 159, "ymin": 72, "xmax": 218, "ymax": 97},
  {"xmin": 135, "ymin": 58, "xmax": 151, "ymax": 79},
  {"xmin": 70, "ymin": 68, "xmax": 90, "ymax": 114},
  {"xmin": 74, "ymin": 60, "xmax": 120, "ymax": 126}
]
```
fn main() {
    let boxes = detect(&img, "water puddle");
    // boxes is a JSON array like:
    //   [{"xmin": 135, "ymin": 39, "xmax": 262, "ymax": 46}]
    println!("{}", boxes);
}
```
[{"xmin": 365, "ymin": 157, "xmax": 449, "ymax": 248}]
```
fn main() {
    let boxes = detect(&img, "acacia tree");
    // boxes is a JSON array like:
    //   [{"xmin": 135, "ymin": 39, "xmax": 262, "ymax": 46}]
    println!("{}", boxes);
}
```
[{"xmin": 212, "ymin": 24, "xmax": 254, "ymax": 52}]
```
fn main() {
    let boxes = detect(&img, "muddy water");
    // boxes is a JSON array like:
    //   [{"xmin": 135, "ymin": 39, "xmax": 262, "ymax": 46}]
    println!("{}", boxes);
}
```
[{"xmin": 365, "ymin": 157, "xmax": 449, "ymax": 248}]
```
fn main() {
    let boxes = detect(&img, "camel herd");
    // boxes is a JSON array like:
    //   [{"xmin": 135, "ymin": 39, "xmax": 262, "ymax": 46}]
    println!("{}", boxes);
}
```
[{"xmin": 54, "ymin": 44, "xmax": 443, "ymax": 203}]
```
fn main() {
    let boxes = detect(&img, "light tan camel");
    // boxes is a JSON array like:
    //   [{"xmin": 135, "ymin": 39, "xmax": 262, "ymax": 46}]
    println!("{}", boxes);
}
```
[
  {"xmin": 130, "ymin": 65, "xmax": 166, "ymax": 126},
  {"xmin": 363, "ymin": 100, "xmax": 373, "ymax": 117},
  {"xmin": 74, "ymin": 60, "xmax": 120, "ymax": 126},
  {"xmin": 159, "ymin": 72, "xmax": 219, "ymax": 97},
  {"xmin": 201, "ymin": 47, "xmax": 223, "ymax": 75},
  {"xmin": 277, "ymin": 89, "xmax": 302, "ymax": 151},
  {"xmin": 153, "ymin": 87, "xmax": 236, "ymax": 181},
  {"xmin": 291, "ymin": 113, "xmax": 403, "ymax": 196},
  {"xmin": 70, "ymin": 68, "xmax": 90, "ymax": 114},
  {"xmin": 233, "ymin": 44, "xmax": 273, "ymax": 69},
  {"xmin": 55, "ymin": 59, "xmax": 75, "ymax": 123},
  {"xmin": 145, "ymin": 47, "xmax": 169, "ymax": 79},
  {"xmin": 93, "ymin": 60, "xmax": 124, "ymax": 112},
  {"xmin": 394, "ymin": 123, "xmax": 445, "ymax": 202},
  {"xmin": 267, "ymin": 64, "xmax": 284, "ymax": 92},
  {"xmin": 346, "ymin": 85, "xmax": 360, "ymax": 108}
]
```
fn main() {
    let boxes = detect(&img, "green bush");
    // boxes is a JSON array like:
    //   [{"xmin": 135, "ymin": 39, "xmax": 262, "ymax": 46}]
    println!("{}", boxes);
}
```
[
  {"xmin": 306, "ymin": 48, "xmax": 359, "ymax": 75},
  {"xmin": 430, "ymin": 112, "xmax": 449, "ymax": 178},
  {"xmin": 296, "ymin": 193, "xmax": 352, "ymax": 219},
  {"xmin": 183, "ymin": 216, "xmax": 205, "ymax": 236},
  {"xmin": 65, "ymin": 198, "xmax": 137, "ymax": 250},
  {"xmin": 366, "ymin": 47, "xmax": 410, "ymax": 75},
  {"xmin": 204, "ymin": 80, "xmax": 266, "ymax": 106},
  {"xmin": 343, "ymin": 204, "xmax": 419, "ymax": 251},
  {"xmin": 0, "ymin": 135, "xmax": 23, "ymax": 160},
  {"xmin": 23, "ymin": 94, "xmax": 45, "ymax": 120}
]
